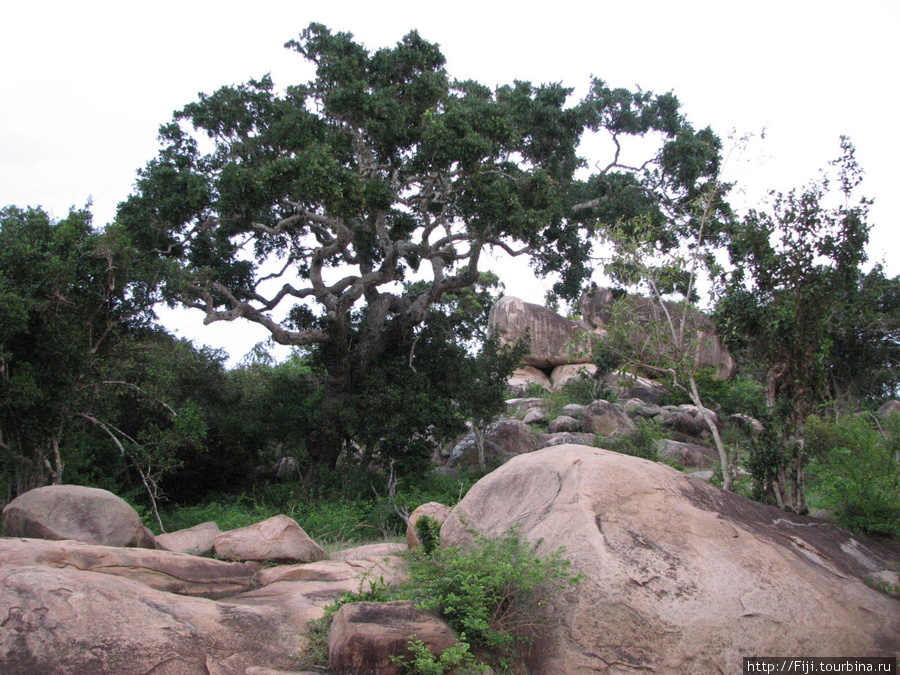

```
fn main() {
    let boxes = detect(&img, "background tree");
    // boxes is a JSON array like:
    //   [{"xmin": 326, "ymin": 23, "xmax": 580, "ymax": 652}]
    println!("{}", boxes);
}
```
[
  {"xmin": 0, "ymin": 206, "xmax": 153, "ymax": 494},
  {"xmin": 714, "ymin": 138, "xmax": 873, "ymax": 512},
  {"xmin": 117, "ymin": 23, "xmax": 724, "ymax": 484},
  {"xmin": 597, "ymin": 186, "xmax": 736, "ymax": 488}
]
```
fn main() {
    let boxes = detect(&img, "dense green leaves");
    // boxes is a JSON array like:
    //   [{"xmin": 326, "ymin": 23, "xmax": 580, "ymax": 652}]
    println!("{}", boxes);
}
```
[{"xmin": 116, "ymin": 23, "xmax": 721, "ymax": 481}]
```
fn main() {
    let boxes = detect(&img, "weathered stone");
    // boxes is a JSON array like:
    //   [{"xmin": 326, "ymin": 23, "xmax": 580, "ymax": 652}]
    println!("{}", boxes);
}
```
[
  {"xmin": 155, "ymin": 521, "xmax": 221, "ymax": 556},
  {"xmin": 2, "ymin": 484, "xmax": 156, "ymax": 548},
  {"xmin": 581, "ymin": 286, "xmax": 737, "ymax": 379},
  {"xmin": 537, "ymin": 432, "xmax": 596, "ymax": 449},
  {"xmin": 548, "ymin": 415, "xmax": 581, "ymax": 433},
  {"xmin": 662, "ymin": 410, "xmax": 709, "ymax": 438},
  {"xmin": 603, "ymin": 370, "xmax": 668, "ymax": 404},
  {"xmin": 256, "ymin": 555, "xmax": 406, "ymax": 589},
  {"xmin": 448, "ymin": 419, "xmax": 538, "ymax": 467},
  {"xmin": 580, "ymin": 400, "xmax": 635, "ymax": 437},
  {"xmin": 550, "ymin": 363, "xmax": 598, "ymax": 390},
  {"xmin": 328, "ymin": 601, "xmax": 456, "ymax": 675},
  {"xmin": 877, "ymin": 400, "xmax": 900, "ymax": 417},
  {"xmin": 657, "ymin": 439, "xmax": 718, "ymax": 469},
  {"xmin": 0, "ymin": 537, "xmax": 258, "ymax": 598},
  {"xmin": 214, "ymin": 515, "xmax": 326, "ymax": 563},
  {"xmin": 521, "ymin": 407, "xmax": 546, "ymax": 424},
  {"xmin": 441, "ymin": 445, "xmax": 900, "ymax": 673},
  {"xmin": 730, "ymin": 413, "xmax": 765, "ymax": 437},
  {"xmin": 406, "ymin": 502, "xmax": 452, "ymax": 549},
  {"xmin": 506, "ymin": 397, "xmax": 546, "ymax": 417},
  {"xmin": 489, "ymin": 296, "xmax": 597, "ymax": 369},
  {"xmin": 330, "ymin": 543, "xmax": 407, "ymax": 562},
  {"xmin": 506, "ymin": 366, "xmax": 552, "ymax": 394},
  {"xmin": 0, "ymin": 565, "xmax": 311, "ymax": 674},
  {"xmin": 561, "ymin": 403, "xmax": 586, "ymax": 418}
]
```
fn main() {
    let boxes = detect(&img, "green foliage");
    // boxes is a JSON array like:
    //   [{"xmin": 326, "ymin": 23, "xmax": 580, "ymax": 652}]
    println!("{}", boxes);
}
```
[
  {"xmin": 715, "ymin": 139, "xmax": 875, "ymax": 511},
  {"xmin": 806, "ymin": 414, "xmax": 900, "ymax": 536},
  {"xmin": 415, "ymin": 515, "xmax": 442, "ymax": 556},
  {"xmin": 390, "ymin": 636, "xmax": 486, "ymax": 675},
  {"xmin": 603, "ymin": 418, "xmax": 663, "ymax": 461},
  {"xmin": 402, "ymin": 530, "xmax": 579, "ymax": 667},
  {"xmin": 118, "ymin": 22, "xmax": 721, "ymax": 483}
]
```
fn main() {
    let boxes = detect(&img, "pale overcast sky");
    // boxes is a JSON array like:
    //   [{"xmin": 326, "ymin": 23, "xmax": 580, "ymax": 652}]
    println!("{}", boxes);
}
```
[{"xmin": 2, "ymin": 0, "xmax": 897, "ymax": 363}]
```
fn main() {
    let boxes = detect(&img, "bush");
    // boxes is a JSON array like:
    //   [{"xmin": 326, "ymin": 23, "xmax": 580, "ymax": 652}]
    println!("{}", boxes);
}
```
[
  {"xmin": 402, "ymin": 530, "xmax": 579, "ymax": 668},
  {"xmin": 603, "ymin": 418, "xmax": 663, "ymax": 461},
  {"xmin": 806, "ymin": 414, "xmax": 900, "ymax": 536}
]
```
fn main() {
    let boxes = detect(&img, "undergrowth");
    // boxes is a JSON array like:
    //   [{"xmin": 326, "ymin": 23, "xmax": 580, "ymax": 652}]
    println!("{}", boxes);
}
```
[{"xmin": 297, "ymin": 529, "xmax": 580, "ymax": 674}]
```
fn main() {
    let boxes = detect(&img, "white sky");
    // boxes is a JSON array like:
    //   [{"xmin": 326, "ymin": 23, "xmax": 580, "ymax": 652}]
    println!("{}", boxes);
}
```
[{"xmin": 2, "ymin": 0, "xmax": 897, "ymax": 364}]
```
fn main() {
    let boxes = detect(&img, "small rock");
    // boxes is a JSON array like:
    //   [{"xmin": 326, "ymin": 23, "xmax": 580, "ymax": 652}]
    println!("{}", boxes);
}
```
[
  {"xmin": 214, "ymin": 515, "xmax": 325, "ymax": 564},
  {"xmin": 328, "ymin": 601, "xmax": 457, "ymax": 675}
]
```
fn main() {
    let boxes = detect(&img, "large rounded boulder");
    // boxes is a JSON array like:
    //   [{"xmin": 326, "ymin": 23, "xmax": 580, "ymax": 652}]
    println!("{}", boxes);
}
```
[
  {"xmin": 2, "ymin": 485, "xmax": 155, "ymax": 548},
  {"xmin": 441, "ymin": 445, "xmax": 900, "ymax": 673}
]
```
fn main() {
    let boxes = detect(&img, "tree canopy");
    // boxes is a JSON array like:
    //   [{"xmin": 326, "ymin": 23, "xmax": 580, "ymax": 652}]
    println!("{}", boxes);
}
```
[{"xmin": 117, "ymin": 23, "xmax": 724, "ymax": 479}]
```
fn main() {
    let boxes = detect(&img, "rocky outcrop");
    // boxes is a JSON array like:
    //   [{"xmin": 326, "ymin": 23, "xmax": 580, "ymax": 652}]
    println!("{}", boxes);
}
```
[
  {"xmin": 550, "ymin": 363, "xmax": 598, "ymax": 390},
  {"xmin": 580, "ymin": 400, "xmax": 635, "ymax": 437},
  {"xmin": 406, "ymin": 502, "xmax": 452, "ymax": 550},
  {"xmin": 580, "ymin": 286, "xmax": 736, "ymax": 379},
  {"xmin": 0, "ymin": 530, "xmax": 410, "ymax": 674},
  {"xmin": 214, "ymin": 514, "xmax": 326, "ymax": 563},
  {"xmin": 878, "ymin": 400, "xmax": 900, "ymax": 417},
  {"xmin": 507, "ymin": 366, "xmax": 553, "ymax": 394},
  {"xmin": 155, "ymin": 521, "xmax": 221, "ymax": 556},
  {"xmin": 489, "ymin": 296, "xmax": 599, "ymax": 369},
  {"xmin": 0, "ymin": 565, "xmax": 310, "ymax": 674},
  {"xmin": 2, "ymin": 485, "xmax": 156, "ymax": 548},
  {"xmin": 448, "ymin": 419, "xmax": 538, "ymax": 466},
  {"xmin": 328, "ymin": 601, "xmax": 457, "ymax": 675},
  {"xmin": 0, "ymin": 537, "xmax": 258, "ymax": 597},
  {"xmin": 657, "ymin": 439, "xmax": 718, "ymax": 469},
  {"xmin": 441, "ymin": 445, "xmax": 900, "ymax": 673}
]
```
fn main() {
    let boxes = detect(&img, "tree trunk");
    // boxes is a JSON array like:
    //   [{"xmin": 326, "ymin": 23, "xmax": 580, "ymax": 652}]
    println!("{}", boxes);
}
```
[{"xmin": 688, "ymin": 374, "xmax": 732, "ymax": 491}]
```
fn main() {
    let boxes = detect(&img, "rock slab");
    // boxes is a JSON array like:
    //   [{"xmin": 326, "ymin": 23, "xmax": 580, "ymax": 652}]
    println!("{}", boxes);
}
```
[
  {"xmin": 2, "ymin": 484, "xmax": 156, "ymax": 548},
  {"xmin": 214, "ymin": 514, "xmax": 326, "ymax": 563},
  {"xmin": 328, "ymin": 601, "xmax": 456, "ymax": 675},
  {"xmin": 441, "ymin": 445, "xmax": 900, "ymax": 673}
]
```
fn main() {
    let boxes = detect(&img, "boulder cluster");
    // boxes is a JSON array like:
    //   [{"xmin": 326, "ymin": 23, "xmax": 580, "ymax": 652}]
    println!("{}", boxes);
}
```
[
  {"xmin": 490, "ymin": 290, "xmax": 736, "ymax": 394},
  {"xmin": 0, "ymin": 484, "xmax": 430, "ymax": 675},
  {"xmin": 2, "ymin": 457, "xmax": 899, "ymax": 673}
]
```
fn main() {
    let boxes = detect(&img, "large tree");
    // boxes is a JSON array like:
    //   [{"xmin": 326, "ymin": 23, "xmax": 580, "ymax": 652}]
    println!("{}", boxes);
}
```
[
  {"xmin": 714, "ymin": 139, "xmax": 874, "ymax": 512},
  {"xmin": 118, "ymin": 23, "xmax": 723, "ymax": 479}
]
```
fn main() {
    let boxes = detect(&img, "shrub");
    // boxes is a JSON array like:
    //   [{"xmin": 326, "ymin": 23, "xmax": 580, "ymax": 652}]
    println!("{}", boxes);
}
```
[
  {"xmin": 390, "ymin": 636, "xmax": 487, "ymax": 675},
  {"xmin": 401, "ymin": 529, "xmax": 579, "ymax": 668},
  {"xmin": 603, "ymin": 418, "xmax": 663, "ymax": 461},
  {"xmin": 415, "ymin": 515, "xmax": 442, "ymax": 556},
  {"xmin": 806, "ymin": 414, "xmax": 900, "ymax": 536}
]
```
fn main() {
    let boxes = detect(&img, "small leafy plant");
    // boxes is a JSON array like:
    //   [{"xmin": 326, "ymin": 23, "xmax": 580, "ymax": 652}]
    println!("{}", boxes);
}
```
[{"xmin": 401, "ymin": 529, "xmax": 580, "ymax": 669}]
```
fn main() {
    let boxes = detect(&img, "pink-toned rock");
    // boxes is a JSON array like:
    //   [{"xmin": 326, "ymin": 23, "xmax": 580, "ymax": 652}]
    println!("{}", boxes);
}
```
[
  {"xmin": 550, "ymin": 363, "xmax": 598, "ymax": 390},
  {"xmin": 489, "ymin": 296, "xmax": 598, "ymax": 369},
  {"xmin": 328, "ymin": 601, "xmax": 457, "ymax": 675},
  {"xmin": 406, "ymin": 502, "xmax": 452, "ymax": 549},
  {"xmin": 2, "ymin": 484, "xmax": 156, "ymax": 548},
  {"xmin": 331, "ymin": 543, "xmax": 407, "ymax": 562},
  {"xmin": 0, "ymin": 565, "xmax": 310, "ymax": 674},
  {"xmin": 214, "ymin": 515, "xmax": 326, "ymax": 563},
  {"xmin": 657, "ymin": 439, "xmax": 718, "ymax": 469},
  {"xmin": 441, "ymin": 445, "xmax": 900, "ymax": 673},
  {"xmin": 155, "ymin": 521, "xmax": 221, "ymax": 556},
  {"xmin": 0, "ymin": 537, "xmax": 258, "ymax": 597},
  {"xmin": 507, "ymin": 366, "xmax": 552, "ymax": 394},
  {"xmin": 581, "ymin": 287, "xmax": 736, "ymax": 380},
  {"xmin": 257, "ymin": 555, "xmax": 406, "ymax": 588},
  {"xmin": 580, "ymin": 399, "xmax": 635, "ymax": 437}
]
